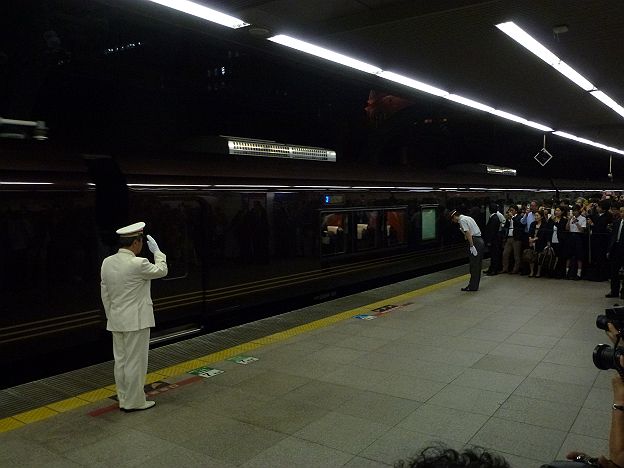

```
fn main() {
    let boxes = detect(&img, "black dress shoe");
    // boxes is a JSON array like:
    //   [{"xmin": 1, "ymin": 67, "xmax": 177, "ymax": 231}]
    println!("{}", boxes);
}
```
[
  {"xmin": 461, "ymin": 287, "xmax": 477, "ymax": 292},
  {"xmin": 606, "ymin": 293, "xmax": 619, "ymax": 298}
]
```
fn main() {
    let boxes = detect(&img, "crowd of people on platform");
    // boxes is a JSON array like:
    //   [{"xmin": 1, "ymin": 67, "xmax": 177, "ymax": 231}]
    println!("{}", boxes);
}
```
[{"xmin": 482, "ymin": 192, "xmax": 624, "ymax": 297}]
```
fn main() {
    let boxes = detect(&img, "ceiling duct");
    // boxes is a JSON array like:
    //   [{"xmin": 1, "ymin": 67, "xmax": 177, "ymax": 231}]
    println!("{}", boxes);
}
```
[
  {"xmin": 447, "ymin": 163, "xmax": 517, "ymax": 176},
  {"xmin": 180, "ymin": 135, "xmax": 337, "ymax": 162}
]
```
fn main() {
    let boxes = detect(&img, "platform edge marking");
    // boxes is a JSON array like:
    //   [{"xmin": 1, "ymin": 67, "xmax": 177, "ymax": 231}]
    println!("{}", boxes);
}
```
[{"xmin": 0, "ymin": 417, "xmax": 25, "ymax": 432}]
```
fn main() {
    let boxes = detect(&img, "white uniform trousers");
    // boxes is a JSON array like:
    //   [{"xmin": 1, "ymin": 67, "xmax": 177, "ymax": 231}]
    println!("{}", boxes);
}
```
[{"xmin": 112, "ymin": 328, "xmax": 150, "ymax": 409}]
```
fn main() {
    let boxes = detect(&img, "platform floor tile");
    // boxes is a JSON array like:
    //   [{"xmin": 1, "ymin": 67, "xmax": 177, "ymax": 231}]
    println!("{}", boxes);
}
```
[
  {"xmin": 359, "ymin": 425, "xmax": 462, "ymax": 464},
  {"xmin": 469, "ymin": 417, "xmax": 568, "ymax": 462},
  {"xmin": 396, "ymin": 403, "xmax": 489, "ymax": 443},
  {"xmin": 1, "ymin": 265, "xmax": 621, "ymax": 466},
  {"xmin": 294, "ymin": 411, "xmax": 391, "ymax": 455},
  {"xmin": 242, "ymin": 436, "xmax": 354, "ymax": 468}
]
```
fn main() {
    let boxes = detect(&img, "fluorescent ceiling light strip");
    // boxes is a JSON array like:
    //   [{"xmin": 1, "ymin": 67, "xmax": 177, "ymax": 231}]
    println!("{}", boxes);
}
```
[
  {"xmin": 145, "ymin": 0, "xmax": 249, "ymax": 29},
  {"xmin": 293, "ymin": 185, "xmax": 351, "ymax": 189},
  {"xmin": 127, "ymin": 183, "xmax": 211, "ymax": 187},
  {"xmin": 522, "ymin": 120, "xmax": 554, "ymax": 132},
  {"xmin": 553, "ymin": 131, "xmax": 624, "ymax": 155},
  {"xmin": 351, "ymin": 186, "xmax": 396, "ymax": 189},
  {"xmin": 499, "ymin": 22, "xmax": 624, "ymax": 123},
  {"xmin": 0, "ymin": 181, "xmax": 53, "ymax": 185},
  {"xmin": 378, "ymin": 71, "xmax": 449, "ymax": 97},
  {"xmin": 267, "ymin": 32, "xmax": 622, "ymax": 154},
  {"xmin": 495, "ymin": 22, "xmax": 595, "ymax": 91},
  {"xmin": 590, "ymin": 91, "xmax": 624, "ymax": 118},
  {"xmin": 445, "ymin": 94, "xmax": 495, "ymax": 113},
  {"xmin": 214, "ymin": 184, "xmax": 290, "ymax": 188},
  {"xmin": 490, "ymin": 110, "xmax": 553, "ymax": 132},
  {"xmin": 267, "ymin": 35, "xmax": 382, "ymax": 75}
]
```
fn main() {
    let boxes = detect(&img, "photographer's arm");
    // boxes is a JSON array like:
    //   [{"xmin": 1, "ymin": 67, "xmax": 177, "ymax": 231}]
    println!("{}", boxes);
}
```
[
  {"xmin": 568, "ymin": 326, "xmax": 624, "ymax": 467},
  {"xmin": 610, "ymin": 358, "xmax": 624, "ymax": 465},
  {"xmin": 601, "ymin": 324, "xmax": 624, "ymax": 466}
]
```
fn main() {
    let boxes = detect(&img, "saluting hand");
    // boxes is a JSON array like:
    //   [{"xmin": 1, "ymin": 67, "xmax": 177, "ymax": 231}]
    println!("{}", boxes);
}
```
[{"xmin": 146, "ymin": 235, "xmax": 161, "ymax": 254}]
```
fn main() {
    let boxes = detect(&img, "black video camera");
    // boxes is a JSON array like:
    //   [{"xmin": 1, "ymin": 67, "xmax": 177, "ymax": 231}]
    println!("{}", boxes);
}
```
[
  {"xmin": 541, "ymin": 456, "xmax": 600, "ymax": 468},
  {"xmin": 596, "ymin": 306, "xmax": 624, "ymax": 331},
  {"xmin": 593, "ymin": 306, "xmax": 624, "ymax": 373}
]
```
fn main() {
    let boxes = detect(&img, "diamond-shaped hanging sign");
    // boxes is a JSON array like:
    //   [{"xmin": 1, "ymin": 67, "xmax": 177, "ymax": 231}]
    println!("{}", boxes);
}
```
[{"xmin": 534, "ymin": 147, "xmax": 553, "ymax": 166}]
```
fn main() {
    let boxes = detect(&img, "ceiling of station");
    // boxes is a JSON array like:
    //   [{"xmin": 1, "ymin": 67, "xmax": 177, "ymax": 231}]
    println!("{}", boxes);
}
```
[
  {"xmin": 211, "ymin": 0, "xmax": 624, "ymax": 150},
  {"xmin": 3, "ymin": 0, "xmax": 624, "ymax": 178}
]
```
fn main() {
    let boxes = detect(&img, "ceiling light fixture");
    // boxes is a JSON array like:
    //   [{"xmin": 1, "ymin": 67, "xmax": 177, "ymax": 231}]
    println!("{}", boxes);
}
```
[
  {"xmin": 590, "ymin": 91, "xmax": 624, "ymax": 118},
  {"xmin": 267, "ymin": 35, "xmax": 383, "ymax": 74},
  {"xmin": 267, "ymin": 31, "xmax": 622, "ymax": 155},
  {"xmin": 378, "ymin": 71, "xmax": 449, "ymax": 97},
  {"xmin": 496, "ymin": 21, "xmax": 624, "ymax": 121},
  {"xmin": 127, "ymin": 183, "xmax": 212, "ymax": 187},
  {"xmin": 495, "ymin": 22, "xmax": 595, "ymax": 91},
  {"xmin": 0, "ymin": 181, "xmax": 54, "ymax": 185},
  {"xmin": 144, "ymin": 0, "xmax": 249, "ymax": 29},
  {"xmin": 553, "ymin": 131, "xmax": 624, "ymax": 155},
  {"xmin": 444, "ymin": 94, "xmax": 495, "ymax": 113}
]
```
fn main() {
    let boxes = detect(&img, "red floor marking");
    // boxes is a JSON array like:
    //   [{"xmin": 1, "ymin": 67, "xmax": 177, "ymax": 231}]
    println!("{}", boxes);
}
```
[{"xmin": 87, "ymin": 376, "xmax": 203, "ymax": 417}]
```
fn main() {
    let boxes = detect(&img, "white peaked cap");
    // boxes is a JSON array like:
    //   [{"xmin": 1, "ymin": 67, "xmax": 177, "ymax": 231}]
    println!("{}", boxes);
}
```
[{"xmin": 116, "ymin": 221, "xmax": 146, "ymax": 237}]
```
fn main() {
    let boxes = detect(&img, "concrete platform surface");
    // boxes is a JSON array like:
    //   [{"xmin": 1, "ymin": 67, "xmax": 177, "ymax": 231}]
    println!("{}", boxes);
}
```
[{"xmin": 0, "ymin": 264, "xmax": 617, "ymax": 467}]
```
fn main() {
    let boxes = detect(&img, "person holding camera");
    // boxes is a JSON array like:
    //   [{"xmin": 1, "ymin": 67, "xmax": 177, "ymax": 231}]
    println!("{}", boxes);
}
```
[
  {"xmin": 501, "ymin": 206, "xmax": 523, "ymax": 274},
  {"xmin": 563, "ymin": 322, "xmax": 624, "ymax": 468},
  {"xmin": 528, "ymin": 210, "xmax": 548, "ymax": 277},
  {"xmin": 566, "ymin": 204, "xmax": 587, "ymax": 280}
]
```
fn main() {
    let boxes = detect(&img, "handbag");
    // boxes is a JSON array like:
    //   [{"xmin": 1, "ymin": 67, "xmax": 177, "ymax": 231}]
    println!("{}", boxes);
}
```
[
  {"xmin": 539, "ymin": 245, "xmax": 558, "ymax": 271},
  {"xmin": 523, "ymin": 247, "xmax": 537, "ymax": 263}
]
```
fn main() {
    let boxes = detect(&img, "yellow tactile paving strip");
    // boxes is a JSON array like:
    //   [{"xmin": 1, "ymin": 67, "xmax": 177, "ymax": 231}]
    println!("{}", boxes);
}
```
[{"xmin": 0, "ymin": 273, "xmax": 468, "ymax": 433}]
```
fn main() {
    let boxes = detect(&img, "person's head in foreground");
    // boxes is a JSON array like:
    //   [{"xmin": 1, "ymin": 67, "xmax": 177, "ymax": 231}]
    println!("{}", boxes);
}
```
[{"xmin": 395, "ymin": 446, "xmax": 510, "ymax": 468}]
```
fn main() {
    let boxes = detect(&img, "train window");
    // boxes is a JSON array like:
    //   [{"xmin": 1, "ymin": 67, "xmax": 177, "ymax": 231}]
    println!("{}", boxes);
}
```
[
  {"xmin": 0, "ymin": 190, "xmax": 98, "ymax": 326},
  {"xmin": 422, "ymin": 207, "xmax": 437, "ymax": 241},
  {"xmin": 354, "ymin": 210, "xmax": 379, "ymax": 251},
  {"xmin": 385, "ymin": 210, "xmax": 407, "ymax": 246},
  {"xmin": 130, "ymin": 197, "xmax": 202, "ymax": 280},
  {"xmin": 320, "ymin": 211, "xmax": 349, "ymax": 256}
]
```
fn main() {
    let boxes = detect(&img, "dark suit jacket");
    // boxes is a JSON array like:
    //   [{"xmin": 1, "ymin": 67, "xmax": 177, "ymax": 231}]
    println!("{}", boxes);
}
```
[
  {"xmin": 609, "ymin": 218, "xmax": 624, "ymax": 253},
  {"xmin": 504, "ymin": 215, "xmax": 523, "ymax": 241},
  {"xmin": 484, "ymin": 213, "xmax": 502, "ymax": 244},
  {"xmin": 591, "ymin": 212, "xmax": 613, "ymax": 235},
  {"xmin": 529, "ymin": 221, "xmax": 548, "ymax": 251}
]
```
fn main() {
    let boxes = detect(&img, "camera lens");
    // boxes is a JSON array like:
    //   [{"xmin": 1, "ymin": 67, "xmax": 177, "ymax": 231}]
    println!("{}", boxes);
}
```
[
  {"xmin": 596, "ymin": 315, "xmax": 610, "ymax": 331},
  {"xmin": 593, "ymin": 344, "xmax": 618, "ymax": 370}
]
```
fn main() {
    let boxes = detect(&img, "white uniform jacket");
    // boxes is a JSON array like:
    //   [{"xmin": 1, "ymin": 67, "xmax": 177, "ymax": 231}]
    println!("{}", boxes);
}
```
[{"xmin": 100, "ymin": 249, "xmax": 168, "ymax": 332}]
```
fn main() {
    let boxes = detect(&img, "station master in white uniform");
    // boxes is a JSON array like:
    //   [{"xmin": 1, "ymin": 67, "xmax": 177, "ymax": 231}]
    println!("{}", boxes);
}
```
[{"xmin": 100, "ymin": 222, "xmax": 168, "ymax": 412}]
